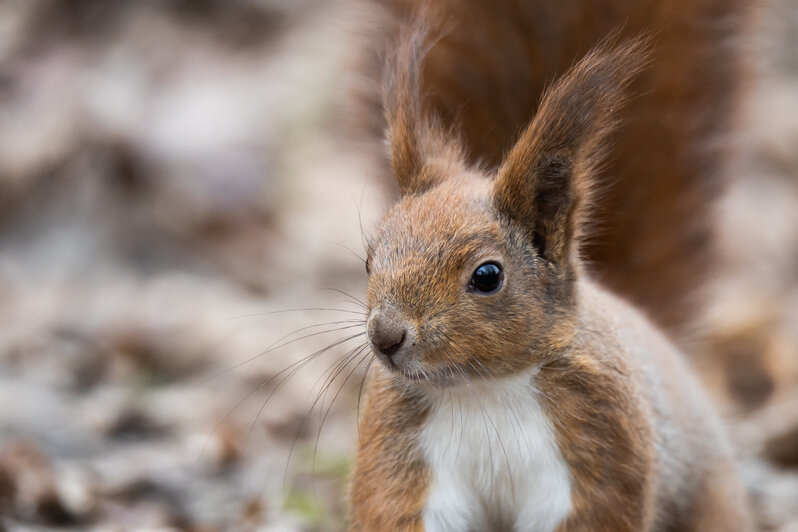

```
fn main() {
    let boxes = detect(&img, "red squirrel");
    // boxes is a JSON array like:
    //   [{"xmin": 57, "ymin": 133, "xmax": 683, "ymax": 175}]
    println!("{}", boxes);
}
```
[{"xmin": 348, "ymin": 17, "xmax": 752, "ymax": 532}]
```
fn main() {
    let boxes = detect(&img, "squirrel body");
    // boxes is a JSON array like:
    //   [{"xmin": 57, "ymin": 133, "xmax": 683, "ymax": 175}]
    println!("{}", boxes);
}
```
[
  {"xmin": 348, "ymin": 2, "xmax": 752, "ymax": 530},
  {"xmin": 351, "ymin": 177, "xmax": 749, "ymax": 531}
]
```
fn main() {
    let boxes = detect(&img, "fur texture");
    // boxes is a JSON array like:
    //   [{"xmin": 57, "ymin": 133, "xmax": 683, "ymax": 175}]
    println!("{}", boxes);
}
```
[
  {"xmin": 348, "ymin": 17, "xmax": 752, "ymax": 531},
  {"xmin": 356, "ymin": 0, "xmax": 751, "ymax": 335},
  {"xmin": 419, "ymin": 370, "xmax": 571, "ymax": 532}
]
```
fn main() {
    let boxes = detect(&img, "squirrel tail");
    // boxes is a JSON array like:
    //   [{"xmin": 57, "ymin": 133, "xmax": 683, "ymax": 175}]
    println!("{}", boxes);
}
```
[{"xmin": 355, "ymin": 0, "xmax": 751, "ymax": 336}]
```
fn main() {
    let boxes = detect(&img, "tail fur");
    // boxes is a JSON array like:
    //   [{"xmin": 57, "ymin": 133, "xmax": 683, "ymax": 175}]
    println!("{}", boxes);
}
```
[{"xmin": 355, "ymin": 0, "xmax": 750, "ymax": 336}]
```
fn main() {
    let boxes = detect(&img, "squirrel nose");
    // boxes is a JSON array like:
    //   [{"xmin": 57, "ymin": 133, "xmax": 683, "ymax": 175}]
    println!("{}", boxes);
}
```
[{"xmin": 368, "ymin": 313, "xmax": 406, "ymax": 358}]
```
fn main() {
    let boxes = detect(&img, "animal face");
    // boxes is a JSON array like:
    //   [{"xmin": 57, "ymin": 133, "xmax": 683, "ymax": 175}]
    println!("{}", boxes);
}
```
[
  {"xmin": 368, "ymin": 23, "xmax": 646, "ymax": 386},
  {"xmin": 365, "ymin": 175, "xmax": 575, "ymax": 386}
]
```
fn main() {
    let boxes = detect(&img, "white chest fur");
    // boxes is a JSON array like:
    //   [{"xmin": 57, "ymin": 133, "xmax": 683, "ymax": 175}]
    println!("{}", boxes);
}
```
[{"xmin": 419, "ymin": 371, "xmax": 572, "ymax": 532}]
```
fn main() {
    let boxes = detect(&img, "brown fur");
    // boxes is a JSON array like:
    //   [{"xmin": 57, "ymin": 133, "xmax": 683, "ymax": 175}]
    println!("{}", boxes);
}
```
[
  {"xmin": 355, "ymin": 0, "xmax": 751, "ymax": 336},
  {"xmin": 350, "ymin": 374, "xmax": 430, "ymax": 531},
  {"xmin": 349, "ymin": 21, "xmax": 751, "ymax": 531},
  {"xmin": 542, "ymin": 282, "xmax": 751, "ymax": 532}
]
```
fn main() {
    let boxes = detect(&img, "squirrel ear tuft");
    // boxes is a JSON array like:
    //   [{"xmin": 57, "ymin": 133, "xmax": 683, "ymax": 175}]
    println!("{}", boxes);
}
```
[
  {"xmin": 493, "ymin": 35, "xmax": 651, "ymax": 264},
  {"xmin": 382, "ymin": 19, "xmax": 463, "ymax": 196}
]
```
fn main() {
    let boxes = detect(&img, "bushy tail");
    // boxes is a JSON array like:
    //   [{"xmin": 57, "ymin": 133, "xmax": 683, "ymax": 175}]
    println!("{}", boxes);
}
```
[{"xmin": 354, "ymin": 0, "xmax": 750, "ymax": 337}]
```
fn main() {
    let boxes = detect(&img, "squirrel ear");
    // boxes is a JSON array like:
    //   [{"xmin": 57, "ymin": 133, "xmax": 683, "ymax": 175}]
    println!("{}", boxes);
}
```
[
  {"xmin": 493, "ymin": 36, "xmax": 650, "ymax": 264},
  {"xmin": 382, "ymin": 21, "xmax": 464, "ymax": 196}
]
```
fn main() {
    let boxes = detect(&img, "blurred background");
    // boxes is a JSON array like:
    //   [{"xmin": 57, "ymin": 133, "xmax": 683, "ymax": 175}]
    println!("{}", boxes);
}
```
[{"xmin": 0, "ymin": 1, "xmax": 797, "ymax": 531}]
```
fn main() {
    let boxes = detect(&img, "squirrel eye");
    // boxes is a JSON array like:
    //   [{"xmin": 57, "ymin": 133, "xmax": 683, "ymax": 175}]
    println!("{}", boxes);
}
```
[
  {"xmin": 469, "ymin": 262, "xmax": 503, "ymax": 294},
  {"xmin": 365, "ymin": 257, "xmax": 371, "ymax": 275}
]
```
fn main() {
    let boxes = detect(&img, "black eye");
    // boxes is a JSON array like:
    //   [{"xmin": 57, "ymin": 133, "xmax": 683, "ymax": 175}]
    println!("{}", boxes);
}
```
[
  {"xmin": 365, "ymin": 257, "xmax": 371, "ymax": 275},
  {"xmin": 469, "ymin": 262, "xmax": 503, "ymax": 294}
]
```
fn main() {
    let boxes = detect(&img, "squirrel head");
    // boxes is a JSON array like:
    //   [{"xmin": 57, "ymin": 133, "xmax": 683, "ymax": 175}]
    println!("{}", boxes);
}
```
[{"xmin": 365, "ymin": 24, "xmax": 649, "ymax": 386}]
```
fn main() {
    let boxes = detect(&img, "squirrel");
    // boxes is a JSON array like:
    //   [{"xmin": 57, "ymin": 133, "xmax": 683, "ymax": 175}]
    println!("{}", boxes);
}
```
[
  {"xmin": 353, "ymin": 0, "xmax": 751, "ymax": 340},
  {"xmin": 347, "ymin": 13, "xmax": 752, "ymax": 532}
]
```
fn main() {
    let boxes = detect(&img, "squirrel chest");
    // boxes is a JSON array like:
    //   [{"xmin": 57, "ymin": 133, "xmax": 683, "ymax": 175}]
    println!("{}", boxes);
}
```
[{"xmin": 419, "ymin": 371, "xmax": 572, "ymax": 532}]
